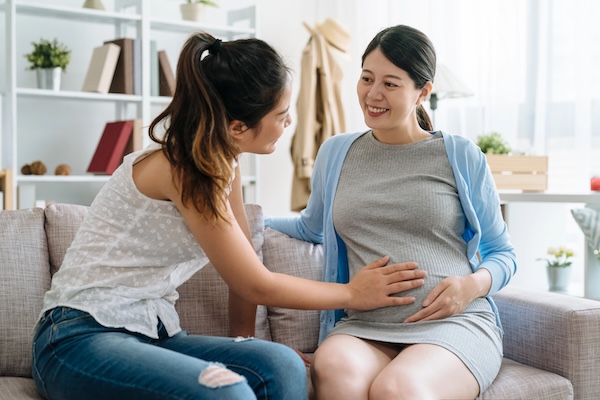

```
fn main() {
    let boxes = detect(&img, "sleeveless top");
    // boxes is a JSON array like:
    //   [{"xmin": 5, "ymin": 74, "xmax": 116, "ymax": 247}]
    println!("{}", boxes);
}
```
[{"xmin": 40, "ymin": 145, "xmax": 210, "ymax": 339}]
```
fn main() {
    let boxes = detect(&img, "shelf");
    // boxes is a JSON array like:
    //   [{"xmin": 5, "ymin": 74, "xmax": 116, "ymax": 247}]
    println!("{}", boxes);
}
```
[
  {"xmin": 15, "ymin": 174, "xmax": 254, "ymax": 189},
  {"xmin": 2, "ymin": 1, "xmax": 259, "ymax": 207},
  {"xmin": 16, "ymin": 88, "xmax": 142, "ymax": 103},
  {"xmin": 2, "ymin": 1, "xmax": 141, "ymax": 24},
  {"xmin": 15, "ymin": 174, "xmax": 252, "ymax": 185},
  {"xmin": 499, "ymin": 192, "xmax": 600, "ymax": 204},
  {"xmin": 150, "ymin": 17, "xmax": 255, "ymax": 37},
  {"xmin": 17, "ymin": 175, "xmax": 111, "ymax": 183},
  {"xmin": 151, "ymin": 95, "xmax": 173, "ymax": 105}
]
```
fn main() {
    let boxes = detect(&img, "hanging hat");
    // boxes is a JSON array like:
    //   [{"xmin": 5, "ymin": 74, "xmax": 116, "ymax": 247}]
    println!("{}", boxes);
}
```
[{"xmin": 315, "ymin": 18, "xmax": 351, "ymax": 52}]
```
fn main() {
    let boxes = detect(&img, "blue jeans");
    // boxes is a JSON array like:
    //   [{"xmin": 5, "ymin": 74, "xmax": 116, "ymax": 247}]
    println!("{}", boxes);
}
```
[{"xmin": 32, "ymin": 307, "xmax": 307, "ymax": 400}]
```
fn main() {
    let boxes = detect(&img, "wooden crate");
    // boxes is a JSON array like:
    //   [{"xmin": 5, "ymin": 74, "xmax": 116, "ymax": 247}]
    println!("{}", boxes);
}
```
[
  {"xmin": 0, "ymin": 168, "xmax": 14, "ymax": 210},
  {"xmin": 485, "ymin": 154, "xmax": 548, "ymax": 192}
]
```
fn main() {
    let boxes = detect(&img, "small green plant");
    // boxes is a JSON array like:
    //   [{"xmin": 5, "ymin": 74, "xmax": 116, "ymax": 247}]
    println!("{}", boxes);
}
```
[
  {"xmin": 25, "ymin": 38, "xmax": 71, "ymax": 71},
  {"xmin": 475, "ymin": 132, "xmax": 511, "ymax": 154},
  {"xmin": 187, "ymin": 0, "xmax": 219, "ymax": 6},
  {"xmin": 538, "ymin": 246, "xmax": 575, "ymax": 268}
]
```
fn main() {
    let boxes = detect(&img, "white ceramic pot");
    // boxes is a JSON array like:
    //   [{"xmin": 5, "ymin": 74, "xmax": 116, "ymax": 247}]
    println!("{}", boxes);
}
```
[
  {"xmin": 36, "ymin": 67, "xmax": 62, "ymax": 91},
  {"xmin": 180, "ymin": 3, "xmax": 205, "ymax": 22},
  {"xmin": 547, "ymin": 265, "xmax": 571, "ymax": 292}
]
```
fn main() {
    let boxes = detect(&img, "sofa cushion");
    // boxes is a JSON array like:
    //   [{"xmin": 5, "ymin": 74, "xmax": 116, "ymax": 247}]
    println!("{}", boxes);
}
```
[
  {"xmin": 262, "ymin": 227, "xmax": 322, "ymax": 353},
  {"xmin": 0, "ymin": 377, "xmax": 41, "ymax": 400},
  {"xmin": 176, "ymin": 204, "xmax": 271, "ymax": 340},
  {"xmin": 480, "ymin": 358, "xmax": 573, "ymax": 399},
  {"xmin": 571, "ymin": 207, "xmax": 600, "ymax": 253},
  {"xmin": 0, "ymin": 208, "xmax": 50, "ymax": 378},
  {"xmin": 45, "ymin": 204, "xmax": 89, "ymax": 276}
]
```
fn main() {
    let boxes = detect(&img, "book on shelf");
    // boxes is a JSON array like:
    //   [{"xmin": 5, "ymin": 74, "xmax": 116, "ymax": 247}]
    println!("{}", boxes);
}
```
[
  {"xmin": 103, "ymin": 38, "xmax": 135, "ymax": 95},
  {"xmin": 122, "ymin": 118, "xmax": 144, "ymax": 159},
  {"xmin": 82, "ymin": 43, "xmax": 121, "ymax": 94},
  {"xmin": 133, "ymin": 38, "xmax": 142, "ymax": 95},
  {"xmin": 0, "ymin": 190, "xmax": 4, "ymax": 210},
  {"xmin": 150, "ymin": 40, "xmax": 159, "ymax": 96},
  {"xmin": 87, "ymin": 120, "xmax": 134, "ymax": 175},
  {"xmin": 158, "ymin": 50, "xmax": 176, "ymax": 97}
]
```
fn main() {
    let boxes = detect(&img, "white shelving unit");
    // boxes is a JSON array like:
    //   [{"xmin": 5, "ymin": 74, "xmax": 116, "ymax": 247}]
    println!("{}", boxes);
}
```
[{"xmin": 0, "ymin": 0, "xmax": 258, "ymax": 209}]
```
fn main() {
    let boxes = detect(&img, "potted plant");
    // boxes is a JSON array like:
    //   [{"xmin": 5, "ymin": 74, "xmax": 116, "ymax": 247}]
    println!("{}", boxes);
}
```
[
  {"xmin": 538, "ymin": 246, "xmax": 574, "ymax": 292},
  {"xmin": 475, "ymin": 132, "xmax": 511, "ymax": 155},
  {"xmin": 476, "ymin": 131, "xmax": 548, "ymax": 192},
  {"xmin": 180, "ymin": 0, "xmax": 219, "ymax": 22},
  {"xmin": 24, "ymin": 38, "xmax": 71, "ymax": 91}
]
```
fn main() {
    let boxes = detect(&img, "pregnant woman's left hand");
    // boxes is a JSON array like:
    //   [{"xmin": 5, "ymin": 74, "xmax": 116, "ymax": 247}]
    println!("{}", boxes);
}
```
[{"xmin": 402, "ymin": 275, "xmax": 478, "ymax": 323}]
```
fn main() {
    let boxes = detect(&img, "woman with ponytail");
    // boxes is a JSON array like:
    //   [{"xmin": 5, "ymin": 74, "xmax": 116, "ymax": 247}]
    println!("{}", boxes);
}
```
[
  {"xmin": 266, "ymin": 25, "xmax": 516, "ymax": 399},
  {"xmin": 31, "ymin": 32, "xmax": 427, "ymax": 400}
]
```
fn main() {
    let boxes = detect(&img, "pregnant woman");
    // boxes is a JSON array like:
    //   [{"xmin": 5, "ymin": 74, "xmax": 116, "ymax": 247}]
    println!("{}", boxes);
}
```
[{"xmin": 266, "ymin": 24, "xmax": 517, "ymax": 400}]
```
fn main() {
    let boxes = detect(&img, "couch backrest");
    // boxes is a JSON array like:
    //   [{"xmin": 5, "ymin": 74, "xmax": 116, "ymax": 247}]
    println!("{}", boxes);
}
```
[
  {"xmin": 175, "ymin": 204, "xmax": 271, "ymax": 340},
  {"xmin": 0, "ymin": 208, "xmax": 50, "ymax": 378},
  {"xmin": 45, "ymin": 204, "xmax": 89, "ymax": 276},
  {"xmin": 262, "ymin": 227, "xmax": 323, "ymax": 353}
]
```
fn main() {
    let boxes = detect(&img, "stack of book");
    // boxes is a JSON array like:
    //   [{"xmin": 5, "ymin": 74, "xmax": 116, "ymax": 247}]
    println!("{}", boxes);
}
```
[{"xmin": 82, "ymin": 38, "xmax": 175, "ymax": 96}]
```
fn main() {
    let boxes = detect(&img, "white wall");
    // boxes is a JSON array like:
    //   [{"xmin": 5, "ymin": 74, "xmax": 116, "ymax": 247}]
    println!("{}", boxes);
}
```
[{"xmin": 243, "ymin": 0, "xmax": 319, "ymax": 217}]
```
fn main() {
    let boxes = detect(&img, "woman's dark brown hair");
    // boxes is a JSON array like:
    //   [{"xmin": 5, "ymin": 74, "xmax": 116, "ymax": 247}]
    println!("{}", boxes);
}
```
[
  {"xmin": 362, "ymin": 25, "xmax": 436, "ymax": 130},
  {"xmin": 149, "ymin": 32, "xmax": 289, "ymax": 221}
]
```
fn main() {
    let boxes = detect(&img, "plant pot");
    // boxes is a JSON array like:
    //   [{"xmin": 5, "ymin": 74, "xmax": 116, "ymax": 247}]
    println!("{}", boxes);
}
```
[
  {"xmin": 180, "ymin": 3, "xmax": 205, "ymax": 22},
  {"xmin": 547, "ymin": 266, "xmax": 571, "ymax": 292},
  {"xmin": 36, "ymin": 67, "xmax": 62, "ymax": 91}
]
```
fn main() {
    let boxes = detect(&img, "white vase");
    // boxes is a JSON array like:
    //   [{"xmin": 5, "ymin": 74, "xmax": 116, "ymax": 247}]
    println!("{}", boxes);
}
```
[
  {"xmin": 547, "ymin": 266, "xmax": 571, "ymax": 292},
  {"xmin": 180, "ymin": 3, "xmax": 205, "ymax": 22},
  {"xmin": 36, "ymin": 67, "xmax": 62, "ymax": 91}
]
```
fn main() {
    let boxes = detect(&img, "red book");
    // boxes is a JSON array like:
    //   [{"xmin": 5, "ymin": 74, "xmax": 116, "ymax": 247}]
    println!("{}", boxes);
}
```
[{"xmin": 87, "ymin": 121, "xmax": 134, "ymax": 175}]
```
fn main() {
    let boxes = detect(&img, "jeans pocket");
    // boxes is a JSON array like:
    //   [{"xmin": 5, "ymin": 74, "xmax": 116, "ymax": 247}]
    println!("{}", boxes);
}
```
[{"xmin": 49, "ymin": 307, "xmax": 98, "ymax": 345}]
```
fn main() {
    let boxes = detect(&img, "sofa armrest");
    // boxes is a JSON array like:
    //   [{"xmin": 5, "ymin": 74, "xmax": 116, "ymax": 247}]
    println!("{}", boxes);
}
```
[{"xmin": 493, "ymin": 285, "xmax": 600, "ymax": 399}]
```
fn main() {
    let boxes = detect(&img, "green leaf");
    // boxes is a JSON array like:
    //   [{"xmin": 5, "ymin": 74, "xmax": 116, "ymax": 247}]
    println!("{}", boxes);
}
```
[
  {"xmin": 24, "ymin": 38, "xmax": 71, "ymax": 71},
  {"xmin": 475, "ymin": 132, "xmax": 511, "ymax": 154}
]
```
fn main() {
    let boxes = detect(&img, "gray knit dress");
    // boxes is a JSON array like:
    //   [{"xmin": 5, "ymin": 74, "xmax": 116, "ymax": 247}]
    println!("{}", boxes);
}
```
[{"xmin": 329, "ymin": 131, "xmax": 502, "ymax": 392}]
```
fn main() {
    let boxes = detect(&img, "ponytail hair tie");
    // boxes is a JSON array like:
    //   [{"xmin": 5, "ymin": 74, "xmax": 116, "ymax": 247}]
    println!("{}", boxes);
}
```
[{"xmin": 208, "ymin": 39, "xmax": 222, "ymax": 55}]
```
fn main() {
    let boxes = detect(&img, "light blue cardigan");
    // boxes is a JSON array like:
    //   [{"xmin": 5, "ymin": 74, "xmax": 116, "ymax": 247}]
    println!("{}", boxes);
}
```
[{"xmin": 265, "ymin": 131, "xmax": 517, "ymax": 342}]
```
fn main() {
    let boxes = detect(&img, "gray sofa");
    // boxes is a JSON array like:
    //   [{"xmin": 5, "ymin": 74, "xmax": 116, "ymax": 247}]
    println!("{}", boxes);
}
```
[{"xmin": 1, "ymin": 203, "xmax": 600, "ymax": 400}]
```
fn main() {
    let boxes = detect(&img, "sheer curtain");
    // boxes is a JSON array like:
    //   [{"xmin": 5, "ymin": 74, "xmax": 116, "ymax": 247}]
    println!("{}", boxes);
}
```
[
  {"xmin": 324, "ymin": 0, "xmax": 600, "ymax": 291},
  {"xmin": 335, "ymin": 0, "xmax": 600, "ymax": 190}
]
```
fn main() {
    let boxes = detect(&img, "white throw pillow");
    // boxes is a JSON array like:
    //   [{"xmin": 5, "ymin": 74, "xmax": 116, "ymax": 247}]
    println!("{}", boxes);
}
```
[{"xmin": 571, "ymin": 207, "xmax": 600, "ymax": 252}]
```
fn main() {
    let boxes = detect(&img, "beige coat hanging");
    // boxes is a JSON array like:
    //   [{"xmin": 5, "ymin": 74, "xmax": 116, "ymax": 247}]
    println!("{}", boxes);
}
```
[{"xmin": 290, "ymin": 19, "xmax": 349, "ymax": 211}]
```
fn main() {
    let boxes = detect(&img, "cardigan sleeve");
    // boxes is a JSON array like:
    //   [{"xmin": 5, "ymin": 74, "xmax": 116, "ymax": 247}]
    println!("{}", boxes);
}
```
[
  {"xmin": 465, "ymin": 142, "xmax": 517, "ymax": 295},
  {"xmin": 444, "ymin": 133, "xmax": 517, "ymax": 296}
]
